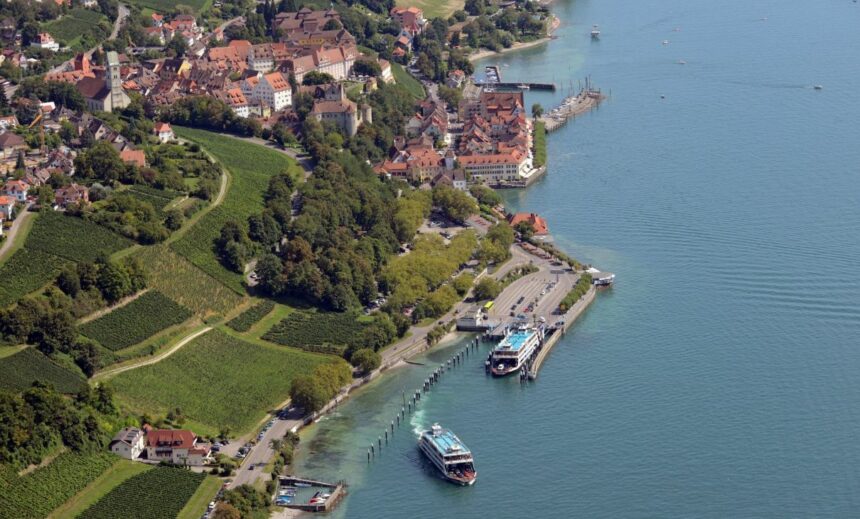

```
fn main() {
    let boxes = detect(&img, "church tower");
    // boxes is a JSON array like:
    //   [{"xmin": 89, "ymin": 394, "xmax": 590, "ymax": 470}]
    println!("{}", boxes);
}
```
[{"xmin": 106, "ymin": 51, "xmax": 129, "ymax": 111}]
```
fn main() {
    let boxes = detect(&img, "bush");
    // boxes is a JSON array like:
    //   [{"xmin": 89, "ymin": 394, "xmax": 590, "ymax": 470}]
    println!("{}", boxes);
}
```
[
  {"xmin": 558, "ymin": 274, "xmax": 592, "ymax": 312},
  {"xmin": 350, "ymin": 348, "xmax": 381, "ymax": 374}
]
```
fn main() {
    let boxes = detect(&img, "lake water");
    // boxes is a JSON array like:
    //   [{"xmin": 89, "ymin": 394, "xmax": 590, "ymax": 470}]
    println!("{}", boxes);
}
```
[{"xmin": 290, "ymin": 0, "xmax": 860, "ymax": 516}]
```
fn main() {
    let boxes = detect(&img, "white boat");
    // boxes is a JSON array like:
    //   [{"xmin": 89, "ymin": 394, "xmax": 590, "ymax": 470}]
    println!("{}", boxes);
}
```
[
  {"xmin": 586, "ymin": 267, "xmax": 615, "ymax": 287},
  {"xmin": 490, "ymin": 323, "xmax": 543, "ymax": 376},
  {"xmin": 418, "ymin": 424, "xmax": 477, "ymax": 485},
  {"xmin": 662, "ymin": 40, "xmax": 670, "ymax": 45},
  {"xmin": 814, "ymin": 85, "xmax": 823, "ymax": 90},
  {"xmin": 518, "ymin": 84, "xmax": 530, "ymax": 90},
  {"xmin": 590, "ymin": 24, "xmax": 601, "ymax": 39}
]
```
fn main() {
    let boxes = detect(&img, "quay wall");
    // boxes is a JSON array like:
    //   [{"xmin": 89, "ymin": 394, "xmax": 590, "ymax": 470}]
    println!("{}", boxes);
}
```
[{"xmin": 529, "ymin": 285, "xmax": 597, "ymax": 379}]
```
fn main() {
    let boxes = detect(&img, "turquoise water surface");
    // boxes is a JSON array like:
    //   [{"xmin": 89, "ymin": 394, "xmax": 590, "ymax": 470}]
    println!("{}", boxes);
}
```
[{"xmin": 291, "ymin": 0, "xmax": 860, "ymax": 516}]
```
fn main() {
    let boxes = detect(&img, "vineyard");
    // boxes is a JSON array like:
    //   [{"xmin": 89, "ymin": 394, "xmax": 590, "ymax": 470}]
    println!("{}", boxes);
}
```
[
  {"xmin": 78, "ymin": 466, "xmax": 205, "ymax": 519},
  {"xmin": 26, "ymin": 211, "xmax": 132, "ymax": 263},
  {"xmin": 80, "ymin": 291, "xmax": 193, "ymax": 351},
  {"xmin": 0, "ymin": 452, "xmax": 117, "ymax": 519},
  {"xmin": 262, "ymin": 310, "xmax": 368, "ymax": 352},
  {"xmin": 226, "ymin": 300, "xmax": 275, "ymax": 332},
  {"xmin": 0, "ymin": 248, "xmax": 69, "ymax": 308},
  {"xmin": 171, "ymin": 127, "xmax": 302, "ymax": 294},
  {"xmin": 0, "ymin": 347, "xmax": 87, "ymax": 393},
  {"xmin": 125, "ymin": 185, "xmax": 182, "ymax": 214},
  {"xmin": 111, "ymin": 329, "xmax": 330, "ymax": 434}
]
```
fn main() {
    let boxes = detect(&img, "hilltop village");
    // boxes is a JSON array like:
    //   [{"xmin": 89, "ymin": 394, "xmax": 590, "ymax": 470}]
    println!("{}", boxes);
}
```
[{"xmin": 0, "ymin": 0, "xmax": 599, "ymax": 517}]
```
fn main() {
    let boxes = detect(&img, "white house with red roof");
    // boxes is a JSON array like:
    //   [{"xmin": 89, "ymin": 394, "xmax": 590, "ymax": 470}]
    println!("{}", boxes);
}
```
[
  {"xmin": 4, "ymin": 180, "xmax": 29, "ymax": 202},
  {"xmin": 153, "ymin": 122, "xmax": 174, "ymax": 143},
  {"xmin": 244, "ymin": 72, "xmax": 292, "ymax": 112},
  {"xmin": 31, "ymin": 33, "xmax": 59, "ymax": 52},
  {"xmin": 0, "ymin": 195, "xmax": 14, "ymax": 220},
  {"xmin": 144, "ymin": 427, "xmax": 211, "ymax": 466}
]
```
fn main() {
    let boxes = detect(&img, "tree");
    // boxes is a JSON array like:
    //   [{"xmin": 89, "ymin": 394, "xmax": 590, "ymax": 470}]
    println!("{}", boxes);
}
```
[
  {"xmin": 302, "ymin": 71, "xmax": 335, "ymax": 85},
  {"xmin": 350, "ymin": 348, "xmax": 381, "ymax": 374},
  {"xmin": 74, "ymin": 141, "xmax": 126, "ymax": 182},
  {"xmin": 167, "ymin": 34, "xmax": 188, "ymax": 57},
  {"xmin": 322, "ymin": 18, "xmax": 342, "ymax": 31},
  {"xmin": 532, "ymin": 103, "xmax": 544, "ymax": 118},
  {"xmin": 213, "ymin": 503, "xmax": 242, "ymax": 519},
  {"xmin": 0, "ymin": 87, "xmax": 8, "ymax": 116},
  {"xmin": 432, "ymin": 185, "xmax": 477, "ymax": 222},
  {"xmin": 57, "ymin": 268, "xmax": 81, "ymax": 297},
  {"xmin": 474, "ymin": 277, "xmax": 502, "ymax": 301},
  {"xmin": 289, "ymin": 375, "xmax": 329, "ymax": 413},
  {"xmin": 514, "ymin": 220, "xmax": 535, "ymax": 240},
  {"xmin": 96, "ymin": 261, "xmax": 132, "ymax": 303},
  {"xmin": 437, "ymin": 85, "xmax": 463, "ymax": 107},
  {"xmin": 353, "ymin": 57, "xmax": 382, "ymax": 77}
]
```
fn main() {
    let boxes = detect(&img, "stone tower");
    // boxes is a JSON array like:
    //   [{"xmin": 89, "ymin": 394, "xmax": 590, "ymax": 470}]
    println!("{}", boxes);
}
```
[{"xmin": 106, "ymin": 51, "xmax": 129, "ymax": 111}]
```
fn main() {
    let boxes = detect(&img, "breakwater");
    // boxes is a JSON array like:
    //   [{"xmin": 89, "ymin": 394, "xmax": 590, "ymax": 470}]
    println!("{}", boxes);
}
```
[
  {"xmin": 538, "ymin": 87, "xmax": 606, "ymax": 132},
  {"xmin": 528, "ymin": 286, "xmax": 596, "ymax": 379}
]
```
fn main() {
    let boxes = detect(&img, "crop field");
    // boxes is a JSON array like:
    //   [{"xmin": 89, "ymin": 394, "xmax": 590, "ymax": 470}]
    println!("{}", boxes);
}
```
[
  {"xmin": 42, "ymin": 8, "xmax": 107, "ymax": 47},
  {"xmin": 125, "ymin": 186, "xmax": 182, "ymax": 214},
  {"xmin": 391, "ymin": 62, "xmax": 426, "ymax": 99},
  {"xmin": 226, "ymin": 300, "xmax": 275, "ymax": 332},
  {"xmin": 80, "ymin": 291, "xmax": 193, "ymax": 351},
  {"xmin": 26, "ymin": 211, "xmax": 132, "ymax": 263},
  {"xmin": 133, "ymin": 245, "xmax": 243, "ymax": 318},
  {"xmin": 262, "ymin": 310, "xmax": 368, "ymax": 353},
  {"xmin": 171, "ymin": 128, "xmax": 302, "ymax": 294},
  {"xmin": 111, "ymin": 329, "xmax": 332, "ymax": 434},
  {"xmin": 78, "ymin": 466, "xmax": 205, "ymax": 519},
  {"xmin": 0, "ymin": 347, "xmax": 87, "ymax": 393},
  {"xmin": 0, "ymin": 248, "xmax": 69, "ymax": 308},
  {"xmin": 0, "ymin": 452, "xmax": 117, "ymax": 519},
  {"xmin": 395, "ymin": 0, "xmax": 464, "ymax": 19},
  {"xmin": 125, "ymin": 0, "xmax": 210, "ymax": 14},
  {"xmin": 47, "ymin": 460, "xmax": 152, "ymax": 519}
]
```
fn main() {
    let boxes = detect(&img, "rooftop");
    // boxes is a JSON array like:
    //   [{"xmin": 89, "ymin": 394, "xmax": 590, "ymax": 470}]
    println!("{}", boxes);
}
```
[
  {"xmin": 496, "ymin": 329, "xmax": 536, "ymax": 352},
  {"xmin": 426, "ymin": 427, "xmax": 471, "ymax": 455}
]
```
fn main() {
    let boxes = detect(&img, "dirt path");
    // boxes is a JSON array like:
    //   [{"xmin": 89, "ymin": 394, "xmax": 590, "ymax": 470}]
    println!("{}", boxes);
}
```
[
  {"xmin": 0, "ymin": 209, "xmax": 35, "ymax": 264},
  {"xmin": 94, "ymin": 326, "xmax": 212, "ymax": 380},
  {"xmin": 77, "ymin": 288, "xmax": 149, "ymax": 324}
]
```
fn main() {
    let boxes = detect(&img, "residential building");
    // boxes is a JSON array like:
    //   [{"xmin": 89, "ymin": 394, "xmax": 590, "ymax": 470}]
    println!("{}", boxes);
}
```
[
  {"xmin": 4, "ymin": 180, "xmax": 29, "ymax": 202},
  {"xmin": 119, "ymin": 149, "xmax": 146, "ymax": 168},
  {"xmin": 153, "ymin": 122, "xmax": 174, "ymax": 143},
  {"xmin": 0, "ymin": 115, "xmax": 19, "ymax": 131},
  {"xmin": 0, "ymin": 196, "xmax": 15, "ymax": 219},
  {"xmin": 390, "ymin": 6, "xmax": 425, "ymax": 37},
  {"xmin": 0, "ymin": 132, "xmax": 26, "ymax": 158},
  {"xmin": 31, "ymin": 33, "xmax": 59, "ymax": 52},
  {"xmin": 109, "ymin": 427, "xmax": 146, "ymax": 460},
  {"xmin": 379, "ymin": 59, "xmax": 394, "ymax": 83},
  {"xmin": 218, "ymin": 87, "xmax": 250, "ymax": 118},
  {"xmin": 508, "ymin": 212, "xmax": 549, "ymax": 235},
  {"xmin": 144, "ymin": 428, "xmax": 211, "ymax": 466},
  {"xmin": 55, "ymin": 184, "xmax": 90, "ymax": 208},
  {"xmin": 458, "ymin": 150, "xmax": 530, "ymax": 183}
]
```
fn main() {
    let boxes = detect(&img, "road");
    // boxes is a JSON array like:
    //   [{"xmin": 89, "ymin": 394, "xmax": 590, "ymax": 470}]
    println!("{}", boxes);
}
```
[
  {"xmin": 94, "ymin": 326, "xmax": 212, "ymax": 380},
  {"xmin": 203, "ymin": 16, "xmax": 245, "ymax": 45},
  {"xmin": 228, "ymin": 407, "xmax": 304, "ymax": 488},
  {"xmin": 0, "ymin": 208, "xmax": 34, "ymax": 264},
  {"xmin": 47, "ymin": 3, "xmax": 129, "ymax": 76}
]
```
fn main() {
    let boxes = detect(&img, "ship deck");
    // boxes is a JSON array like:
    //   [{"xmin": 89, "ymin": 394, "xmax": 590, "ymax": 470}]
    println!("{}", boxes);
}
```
[
  {"xmin": 497, "ymin": 330, "xmax": 535, "ymax": 352},
  {"xmin": 426, "ymin": 430, "xmax": 471, "ymax": 455}
]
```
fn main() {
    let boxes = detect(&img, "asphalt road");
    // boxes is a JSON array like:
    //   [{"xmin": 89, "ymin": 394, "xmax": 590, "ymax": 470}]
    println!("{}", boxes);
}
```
[{"xmin": 228, "ymin": 407, "xmax": 304, "ymax": 488}]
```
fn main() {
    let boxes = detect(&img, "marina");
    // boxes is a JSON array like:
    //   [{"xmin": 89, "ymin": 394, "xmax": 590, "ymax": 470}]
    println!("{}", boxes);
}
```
[{"xmin": 537, "ymin": 80, "xmax": 606, "ymax": 132}]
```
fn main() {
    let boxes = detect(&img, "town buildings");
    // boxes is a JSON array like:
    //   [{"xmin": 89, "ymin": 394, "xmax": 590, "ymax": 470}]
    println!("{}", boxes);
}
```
[{"xmin": 144, "ymin": 427, "xmax": 211, "ymax": 466}]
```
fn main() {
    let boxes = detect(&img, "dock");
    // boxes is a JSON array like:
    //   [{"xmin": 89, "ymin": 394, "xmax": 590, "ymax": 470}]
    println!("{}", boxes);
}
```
[
  {"xmin": 538, "ymin": 85, "xmax": 606, "ymax": 132},
  {"xmin": 277, "ymin": 476, "xmax": 346, "ymax": 513},
  {"xmin": 527, "ymin": 286, "xmax": 596, "ymax": 379},
  {"xmin": 475, "ymin": 81, "xmax": 557, "ymax": 91}
]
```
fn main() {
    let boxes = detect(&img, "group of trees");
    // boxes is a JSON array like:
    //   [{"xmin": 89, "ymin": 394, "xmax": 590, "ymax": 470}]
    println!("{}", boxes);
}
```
[
  {"xmin": 0, "ymin": 383, "xmax": 116, "ymax": 469},
  {"xmin": 161, "ymin": 96, "xmax": 263, "ymax": 138},
  {"xmin": 432, "ymin": 185, "xmax": 478, "ymax": 223},
  {"xmin": 289, "ymin": 362, "xmax": 353, "ymax": 413}
]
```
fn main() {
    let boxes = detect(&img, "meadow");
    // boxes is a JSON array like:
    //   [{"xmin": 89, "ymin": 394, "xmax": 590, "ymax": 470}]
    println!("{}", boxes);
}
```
[
  {"xmin": 111, "ymin": 329, "xmax": 333, "ymax": 434},
  {"xmin": 391, "ymin": 62, "xmax": 426, "ymax": 99},
  {"xmin": 171, "ymin": 128, "xmax": 302, "ymax": 294},
  {"xmin": 78, "ymin": 467, "xmax": 206, "ymax": 519},
  {"xmin": 0, "ymin": 452, "xmax": 117, "ymax": 519},
  {"xmin": 80, "ymin": 291, "xmax": 193, "ymax": 351},
  {"xmin": 395, "ymin": 0, "xmax": 464, "ymax": 19},
  {"xmin": 0, "ymin": 347, "xmax": 87, "ymax": 394}
]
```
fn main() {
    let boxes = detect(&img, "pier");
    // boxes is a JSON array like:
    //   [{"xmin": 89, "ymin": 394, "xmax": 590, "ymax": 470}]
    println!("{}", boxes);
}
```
[
  {"xmin": 527, "ymin": 286, "xmax": 596, "ymax": 379},
  {"xmin": 277, "ymin": 476, "xmax": 346, "ymax": 513},
  {"xmin": 476, "ymin": 81, "xmax": 557, "ymax": 91},
  {"xmin": 538, "ymin": 84, "xmax": 606, "ymax": 132}
]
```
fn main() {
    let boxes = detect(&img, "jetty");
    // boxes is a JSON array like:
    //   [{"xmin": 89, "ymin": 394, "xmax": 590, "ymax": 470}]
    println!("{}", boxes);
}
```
[
  {"xmin": 277, "ymin": 476, "xmax": 346, "ymax": 513},
  {"xmin": 476, "ymin": 81, "xmax": 557, "ymax": 91},
  {"xmin": 538, "ymin": 82, "xmax": 606, "ymax": 132},
  {"xmin": 527, "ymin": 285, "xmax": 596, "ymax": 379}
]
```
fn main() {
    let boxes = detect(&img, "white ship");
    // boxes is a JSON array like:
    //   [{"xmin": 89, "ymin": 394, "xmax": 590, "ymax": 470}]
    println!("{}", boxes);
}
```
[
  {"xmin": 418, "ymin": 424, "xmax": 477, "ymax": 485},
  {"xmin": 490, "ymin": 324, "xmax": 542, "ymax": 376}
]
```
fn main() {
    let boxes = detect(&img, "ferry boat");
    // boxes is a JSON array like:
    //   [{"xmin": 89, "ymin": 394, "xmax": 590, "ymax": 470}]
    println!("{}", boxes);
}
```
[
  {"xmin": 490, "ymin": 324, "xmax": 542, "ymax": 376},
  {"xmin": 591, "ymin": 24, "xmax": 601, "ymax": 39},
  {"xmin": 418, "ymin": 424, "xmax": 477, "ymax": 486},
  {"xmin": 586, "ymin": 267, "xmax": 616, "ymax": 287}
]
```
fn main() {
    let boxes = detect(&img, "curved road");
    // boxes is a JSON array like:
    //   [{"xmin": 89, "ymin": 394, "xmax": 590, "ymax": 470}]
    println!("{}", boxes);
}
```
[{"xmin": 94, "ymin": 326, "xmax": 212, "ymax": 380}]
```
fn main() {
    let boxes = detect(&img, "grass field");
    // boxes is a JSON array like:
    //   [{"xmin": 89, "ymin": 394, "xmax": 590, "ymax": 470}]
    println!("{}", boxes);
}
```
[
  {"xmin": 48, "ymin": 460, "xmax": 152, "ymax": 519},
  {"xmin": 171, "ymin": 128, "xmax": 302, "ymax": 294},
  {"xmin": 395, "ymin": 0, "xmax": 464, "ymax": 20},
  {"xmin": 124, "ymin": 0, "xmax": 210, "ymax": 14},
  {"xmin": 134, "ymin": 245, "xmax": 244, "ymax": 318},
  {"xmin": 0, "ymin": 452, "xmax": 117, "ymax": 519},
  {"xmin": 80, "ymin": 291, "xmax": 193, "ymax": 351},
  {"xmin": 0, "ymin": 347, "xmax": 87, "ymax": 394},
  {"xmin": 111, "ymin": 329, "xmax": 333, "ymax": 435},
  {"xmin": 78, "ymin": 466, "xmax": 206, "ymax": 519},
  {"xmin": 391, "ymin": 62, "xmax": 426, "ymax": 99},
  {"xmin": 176, "ymin": 475, "xmax": 222, "ymax": 519},
  {"xmin": 42, "ymin": 8, "xmax": 107, "ymax": 48}
]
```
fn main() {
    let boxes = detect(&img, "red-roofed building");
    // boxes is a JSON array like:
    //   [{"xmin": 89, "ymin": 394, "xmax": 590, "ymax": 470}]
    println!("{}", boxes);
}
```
[
  {"xmin": 458, "ymin": 150, "xmax": 529, "ymax": 183},
  {"xmin": 390, "ymin": 6, "xmax": 425, "ymax": 36},
  {"xmin": 4, "ymin": 180, "xmax": 29, "ymax": 202},
  {"xmin": 0, "ymin": 195, "xmax": 15, "ymax": 220},
  {"xmin": 55, "ymin": 183, "xmax": 89, "ymax": 208},
  {"xmin": 119, "ymin": 149, "xmax": 146, "ymax": 168},
  {"xmin": 144, "ymin": 428, "xmax": 211, "ymax": 466},
  {"xmin": 508, "ymin": 212, "xmax": 549, "ymax": 235},
  {"xmin": 153, "ymin": 122, "xmax": 174, "ymax": 143}
]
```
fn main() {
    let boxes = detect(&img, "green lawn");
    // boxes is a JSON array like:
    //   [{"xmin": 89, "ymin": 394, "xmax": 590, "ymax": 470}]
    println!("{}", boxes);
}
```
[
  {"xmin": 80, "ymin": 291, "xmax": 193, "ymax": 351},
  {"xmin": 533, "ymin": 120, "xmax": 547, "ymax": 167},
  {"xmin": 42, "ymin": 8, "xmax": 107, "ymax": 49},
  {"xmin": 176, "ymin": 475, "xmax": 222, "ymax": 519},
  {"xmin": 391, "ymin": 62, "xmax": 426, "ymax": 99},
  {"xmin": 133, "ymin": 245, "xmax": 244, "ymax": 318},
  {"xmin": 171, "ymin": 128, "xmax": 302, "ymax": 294},
  {"xmin": 396, "ymin": 0, "xmax": 464, "ymax": 19},
  {"xmin": 0, "ymin": 347, "xmax": 87, "ymax": 394},
  {"xmin": 111, "ymin": 329, "xmax": 334, "ymax": 435},
  {"xmin": 48, "ymin": 460, "xmax": 152, "ymax": 519}
]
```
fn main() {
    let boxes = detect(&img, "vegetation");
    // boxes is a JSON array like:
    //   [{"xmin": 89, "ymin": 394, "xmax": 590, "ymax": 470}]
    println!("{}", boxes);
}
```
[
  {"xmin": 289, "ymin": 362, "xmax": 353, "ymax": 413},
  {"xmin": 125, "ymin": 185, "xmax": 182, "ymax": 215},
  {"xmin": 558, "ymin": 274, "xmax": 593, "ymax": 312},
  {"xmin": 26, "ymin": 211, "xmax": 132, "ymax": 263},
  {"xmin": 350, "ymin": 348, "xmax": 381, "ymax": 374},
  {"xmin": 473, "ymin": 277, "xmax": 502, "ymax": 301},
  {"xmin": 124, "ymin": 0, "xmax": 209, "ymax": 15},
  {"xmin": 0, "ymin": 452, "xmax": 117, "ymax": 519},
  {"xmin": 218, "ymin": 484, "xmax": 271, "ymax": 518},
  {"xmin": 46, "ymin": 459, "xmax": 153, "ymax": 519},
  {"xmin": 262, "ymin": 310, "xmax": 371, "ymax": 354},
  {"xmin": 391, "ymin": 62, "xmax": 425, "ymax": 99},
  {"xmin": 469, "ymin": 185, "xmax": 503, "ymax": 207},
  {"xmin": 80, "ymin": 292, "xmax": 193, "ymax": 351},
  {"xmin": 176, "ymin": 476, "xmax": 223, "ymax": 519},
  {"xmin": 226, "ymin": 300, "xmax": 275, "ymax": 333},
  {"xmin": 111, "ymin": 329, "xmax": 332, "ymax": 434},
  {"xmin": 0, "ymin": 249, "xmax": 69, "ymax": 308},
  {"xmin": 0, "ymin": 348, "xmax": 87, "ymax": 394},
  {"xmin": 432, "ymin": 185, "xmax": 478, "ymax": 222},
  {"xmin": 78, "ymin": 466, "xmax": 206, "ymax": 519},
  {"xmin": 41, "ymin": 8, "xmax": 109, "ymax": 50},
  {"xmin": 533, "ymin": 120, "xmax": 547, "ymax": 168},
  {"xmin": 171, "ymin": 127, "xmax": 302, "ymax": 294}
]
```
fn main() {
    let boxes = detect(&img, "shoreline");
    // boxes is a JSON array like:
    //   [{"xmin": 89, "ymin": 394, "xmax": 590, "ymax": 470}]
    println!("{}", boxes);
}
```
[{"xmin": 469, "ymin": 15, "xmax": 561, "ymax": 63}]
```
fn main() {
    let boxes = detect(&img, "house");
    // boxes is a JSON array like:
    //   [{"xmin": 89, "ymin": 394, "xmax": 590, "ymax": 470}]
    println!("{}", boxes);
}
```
[
  {"xmin": 0, "ymin": 115, "xmax": 18, "ymax": 132},
  {"xmin": 145, "ymin": 428, "xmax": 211, "ymax": 466},
  {"xmin": 55, "ymin": 183, "xmax": 89, "ymax": 208},
  {"xmin": 217, "ymin": 87, "xmax": 250, "ymax": 118},
  {"xmin": 119, "ymin": 149, "xmax": 146, "ymax": 168},
  {"xmin": 456, "ymin": 305, "xmax": 486, "ymax": 331},
  {"xmin": 4, "ymin": 180, "xmax": 29, "ymax": 202},
  {"xmin": 390, "ymin": 6, "xmax": 425, "ymax": 37},
  {"xmin": 0, "ymin": 195, "xmax": 14, "ymax": 219},
  {"xmin": 109, "ymin": 427, "xmax": 146, "ymax": 460},
  {"xmin": 378, "ymin": 58, "xmax": 394, "ymax": 83},
  {"xmin": 252, "ymin": 72, "xmax": 292, "ymax": 111},
  {"xmin": 508, "ymin": 212, "xmax": 549, "ymax": 235},
  {"xmin": 432, "ymin": 169, "xmax": 467, "ymax": 191},
  {"xmin": 311, "ymin": 97, "xmax": 371, "ymax": 138},
  {"xmin": 0, "ymin": 132, "xmax": 27, "ymax": 158},
  {"xmin": 447, "ymin": 69, "xmax": 466, "ymax": 88},
  {"xmin": 30, "ymin": 33, "xmax": 59, "ymax": 52},
  {"xmin": 153, "ymin": 122, "xmax": 174, "ymax": 143}
]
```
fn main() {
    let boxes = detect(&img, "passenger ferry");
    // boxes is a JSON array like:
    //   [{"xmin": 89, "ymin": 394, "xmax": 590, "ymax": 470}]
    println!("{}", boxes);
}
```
[
  {"xmin": 490, "ymin": 324, "xmax": 542, "ymax": 376},
  {"xmin": 418, "ymin": 424, "xmax": 477, "ymax": 486}
]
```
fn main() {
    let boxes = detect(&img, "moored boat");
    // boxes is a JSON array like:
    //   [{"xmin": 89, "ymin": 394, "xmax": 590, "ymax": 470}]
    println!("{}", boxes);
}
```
[
  {"xmin": 490, "ymin": 323, "xmax": 543, "ymax": 376},
  {"xmin": 418, "ymin": 424, "xmax": 477, "ymax": 486}
]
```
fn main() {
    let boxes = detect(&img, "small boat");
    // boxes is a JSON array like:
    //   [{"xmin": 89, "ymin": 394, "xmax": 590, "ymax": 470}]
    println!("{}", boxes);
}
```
[
  {"xmin": 662, "ymin": 40, "xmax": 670, "ymax": 45},
  {"xmin": 590, "ymin": 24, "xmax": 600, "ymax": 39},
  {"xmin": 518, "ymin": 84, "xmax": 530, "ymax": 90},
  {"xmin": 677, "ymin": 60, "xmax": 687, "ymax": 65},
  {"xmin": 294, "ymin": 482, "xmax": 312, "ymax": 488},
  {"xmin": 813, "ymin": 85, "xmax": 823, "ymax": 90}
]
